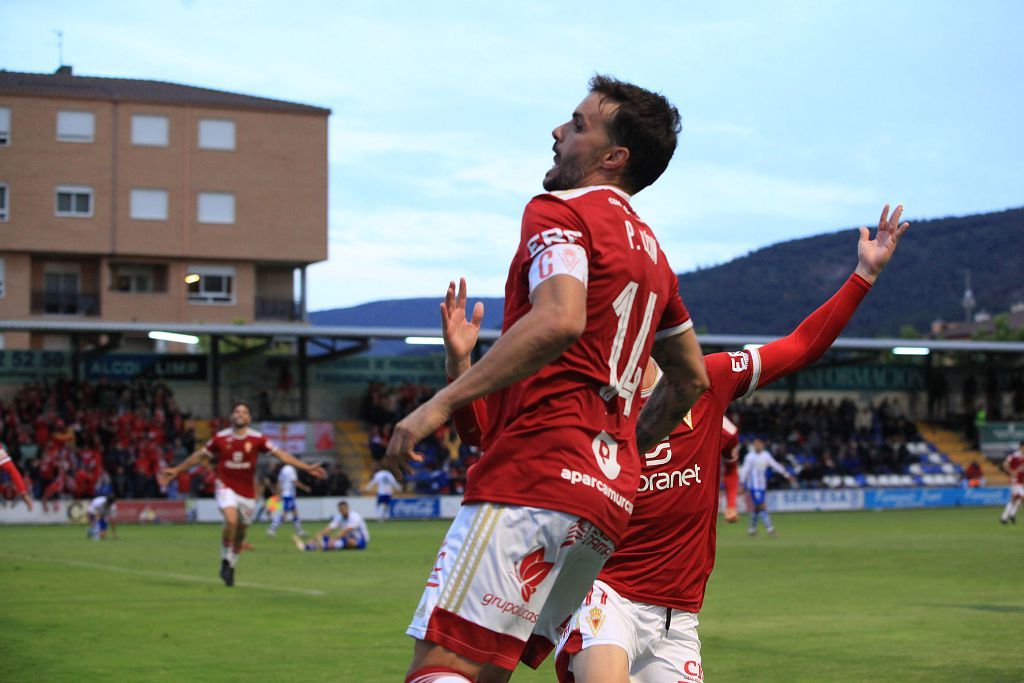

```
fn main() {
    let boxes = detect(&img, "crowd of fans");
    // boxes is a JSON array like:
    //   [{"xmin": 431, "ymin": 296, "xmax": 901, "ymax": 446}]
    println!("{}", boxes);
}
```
[
  {"xmin": 360, "ymin": 384, "xmax": 949, "ymax": 495},
  {"xmin": 0, "ymin": 379, "xmax": 351, "ymax": 507},
  {"xmin": 362, "ymin": 381, "xmax": 478, "ymax": 495},
  {"xmin": 0, "ymin": 376, "xmax": 977, "ymax": 506},
  {"xmin": 0, "ymin": 379, "xmax": 194, "ymax": 506},
  {"xmin": 729, "ymin": 397, "xmax": 925, "ymax": 488}
]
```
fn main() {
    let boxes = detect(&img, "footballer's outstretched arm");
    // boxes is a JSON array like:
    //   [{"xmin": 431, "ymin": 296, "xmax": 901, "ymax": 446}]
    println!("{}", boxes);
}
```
[
  {"xmin": 269, "ymin": 447, "xmax": 326, "ymax": 480},
  {"xmin": 386, "ymin": 274, "xmax": 586, "ymax": 471},
  {"xmin": 157, "ymin": 447, "xmax": 210, "ymax": 486},
  {"xmin": 747, "ymin": 203, "xmax": 910, "ymax": 393},
  {"xmin": 636, "ymin": 328, "xmax": 710, "ymax": 454}
]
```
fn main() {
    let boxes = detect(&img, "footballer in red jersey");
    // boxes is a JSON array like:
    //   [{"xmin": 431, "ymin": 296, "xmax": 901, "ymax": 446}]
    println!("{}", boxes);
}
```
[
  {"xmin": 391, "ymin": 76, "xmax": 710, "ymax": 683},
  {"xmin": 0, "ymin": 443, "xmax": 33, "ymax": 511},
  {"xmin": 450, "ymin": 205, "xmax": 909, "ymax": 680},
  {"xmin": 999, "ymin": 442, "xmax": 1024, "ymax": 524},
  {"xmin": 552, "ymin": 204, "xmax": 909, "ymax": 682},
  {"xmin": 720, "ymin": 417, "xmax": 741, "ymax": 523},
  {"xmin": 159, "ymin": 402, "xmax": 325, "ymax": 587}
]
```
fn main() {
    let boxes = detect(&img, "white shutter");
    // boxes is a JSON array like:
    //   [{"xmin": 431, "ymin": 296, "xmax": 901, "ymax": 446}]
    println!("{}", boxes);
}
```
[{"xmin": 57, "ymin": 110, "xmax": 95, "ymax": 142}]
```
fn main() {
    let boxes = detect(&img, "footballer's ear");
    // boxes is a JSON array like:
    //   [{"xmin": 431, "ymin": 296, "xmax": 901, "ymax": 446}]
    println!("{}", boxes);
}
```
[{"xmin": 601, "ymin": 145, "xmax": 629, "ymax": 173}]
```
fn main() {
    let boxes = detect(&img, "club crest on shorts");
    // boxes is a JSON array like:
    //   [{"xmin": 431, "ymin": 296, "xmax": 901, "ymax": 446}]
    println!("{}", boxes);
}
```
[
  {"xmin": 514, "ymin": 547, "xmax": 554, "ymax": 602},
  {"xmin": 585, "ymin": 606, "xmax": 605, "ymax": 635}
]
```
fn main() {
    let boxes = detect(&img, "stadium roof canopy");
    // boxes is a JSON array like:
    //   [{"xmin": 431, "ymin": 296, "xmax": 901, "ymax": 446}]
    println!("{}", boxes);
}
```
[{"xmin": 2, "ymin": 319, "xmax": 1023, "ymax": 353}]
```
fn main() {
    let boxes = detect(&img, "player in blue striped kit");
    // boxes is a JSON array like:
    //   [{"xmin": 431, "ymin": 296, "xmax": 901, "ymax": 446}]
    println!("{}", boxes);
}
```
[{"xmin": 739, "ymin": 439, "xmax": 795, "ymax": 536}]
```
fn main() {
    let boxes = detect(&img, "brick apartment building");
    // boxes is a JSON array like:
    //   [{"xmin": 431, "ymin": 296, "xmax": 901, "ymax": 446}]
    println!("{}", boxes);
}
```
[{"xmin": 0, "ymin": 67, "xmax": 329, "ymax": 350}]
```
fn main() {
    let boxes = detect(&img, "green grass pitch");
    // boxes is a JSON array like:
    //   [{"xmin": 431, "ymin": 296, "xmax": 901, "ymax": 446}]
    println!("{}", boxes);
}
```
[{"xmin": 1, "ymin": 507, "xmax": 1022, "ymax": 682}]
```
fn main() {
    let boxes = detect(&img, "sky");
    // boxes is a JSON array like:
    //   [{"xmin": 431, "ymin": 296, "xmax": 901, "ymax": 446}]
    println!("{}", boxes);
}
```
[{"xmin": 2, "ymin": 0, "xmax": 1022, "ymax": 312}]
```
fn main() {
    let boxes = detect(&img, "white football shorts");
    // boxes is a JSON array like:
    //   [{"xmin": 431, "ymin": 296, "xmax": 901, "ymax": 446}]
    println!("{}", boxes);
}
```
[
  {"xmin": 406, "ymin": 503, "xmax": 615, "ymax": 671},
  {"xmin": 555, "ymin": 579, "xmax": 703, "ymax": 683},
  {"xmin": 1011, "ymin": 483, "xmax": 1024, "ymax": 497},
  {"xmin": 215, "ymin": 483, "xmax": 256, "ymax": 525}
]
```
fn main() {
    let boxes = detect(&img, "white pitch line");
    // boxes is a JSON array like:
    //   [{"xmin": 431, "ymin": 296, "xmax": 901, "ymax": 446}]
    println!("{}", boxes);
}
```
[{"xmin": 7, "ymin": 556, "xmax": 326, "ymax": 596}]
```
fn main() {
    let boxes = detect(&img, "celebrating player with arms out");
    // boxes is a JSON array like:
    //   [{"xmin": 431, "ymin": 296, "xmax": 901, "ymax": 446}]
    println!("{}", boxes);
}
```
[
  {"xmin": 387, "ymin": 76, "xmax": 710, "ymax": 683},
  {"xmin": 449, "ymin": 205, "xmax": 909, "ymax": 682},
  {"xmin": 158, "ymin": 402, "xmax": 325, "ymax": 587}
]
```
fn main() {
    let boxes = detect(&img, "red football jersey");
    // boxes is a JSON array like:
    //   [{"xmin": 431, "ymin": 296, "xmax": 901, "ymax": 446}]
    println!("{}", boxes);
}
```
[
  {"xmin": 1006, "ymin": 453, "xmax": 1024, "ymax": 485},
  {"xmin": 598, "ymin": 350, "xmax": 759, "ymax": 612},
  {"xmin": 462, "ymin": 186, "xmax": 691, "ymax": 544},
  {"xmin": 721, "ymin": 417, "xmax": 740, "ymax": 476},
  {"xmin": 205, "ymin": 428, "xmax": 276, "ymax": 498}
]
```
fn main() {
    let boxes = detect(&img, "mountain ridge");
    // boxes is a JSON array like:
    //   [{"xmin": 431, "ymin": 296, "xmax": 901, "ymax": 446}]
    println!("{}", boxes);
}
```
[{"xmin": 311, "ymin": 206, "xmax": 1024, "ymax": 338}]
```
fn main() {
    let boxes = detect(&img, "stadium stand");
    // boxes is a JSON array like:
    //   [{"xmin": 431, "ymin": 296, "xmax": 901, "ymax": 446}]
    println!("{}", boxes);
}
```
[{"xmin": 728, "ymin": 397, "xmax": 994, "ymax": 490}]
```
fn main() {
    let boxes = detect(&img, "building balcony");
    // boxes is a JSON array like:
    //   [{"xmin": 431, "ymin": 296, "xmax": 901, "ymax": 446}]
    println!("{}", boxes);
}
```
[
  {"xmin": 31, "ymin": 291, "xmax": 100, "ymax": 316},
  {"xmin": 255, "ymin": 297, "xmax": 302, "ymax": 321}
]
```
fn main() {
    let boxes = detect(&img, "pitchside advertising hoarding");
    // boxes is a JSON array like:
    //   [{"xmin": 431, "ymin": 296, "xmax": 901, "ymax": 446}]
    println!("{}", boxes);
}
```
[
  {"xmin": 0, "ymin": 488, "xmax": 1010, "ymax": 525},
  {"xmin": 979, "ymin": 421, "xmax": 1024, "ymax": 461}
]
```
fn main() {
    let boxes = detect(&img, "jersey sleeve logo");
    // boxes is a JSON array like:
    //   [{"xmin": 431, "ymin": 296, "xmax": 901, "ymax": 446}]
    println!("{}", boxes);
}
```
[{"xmin": 728, "ymin": 352, "xmax": 749, "ymax": 373}]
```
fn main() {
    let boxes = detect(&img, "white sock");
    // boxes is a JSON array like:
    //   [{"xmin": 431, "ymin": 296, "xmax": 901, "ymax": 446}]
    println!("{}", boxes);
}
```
[
  {"xmin": 221, "ymin": 545, "xmax": 230, "ymax": 560},
  {"xmin": 1011, "ymin": 500, "xmax": 1021, "ymax": 517},
  {"xmin": 1002, "ymin": 502, "xmax": 1014, "ymax": 520},
  {"xmin": 226, "ymin": 550, "xmax": 239, "ymax": 568}
]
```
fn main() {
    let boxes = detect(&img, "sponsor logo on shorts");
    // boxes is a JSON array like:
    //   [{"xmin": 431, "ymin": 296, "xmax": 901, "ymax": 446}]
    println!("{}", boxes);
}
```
[
  {"xmin": 679, "ymin": 659, "xmax": 704, "ymax": 682},
  {"xmin": 585, "ymin": 606, "xmax": 605, "ymax": 635},
  {"xmin": 514, "ymin": 547, "xmax": 554, "ymax": 602},
  {"xmin": 480, "ymin": 593, "xmax": 539, "ymax": 624},
  {"xmin": 560, "ymin": 468, "xmax": 634, "ymax": 514}
]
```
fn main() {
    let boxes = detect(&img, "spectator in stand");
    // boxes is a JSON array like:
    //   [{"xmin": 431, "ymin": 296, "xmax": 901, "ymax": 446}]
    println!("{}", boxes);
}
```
[{"xmin": 963, "ymin": 461, "xmax": 984, "ymax": 488}]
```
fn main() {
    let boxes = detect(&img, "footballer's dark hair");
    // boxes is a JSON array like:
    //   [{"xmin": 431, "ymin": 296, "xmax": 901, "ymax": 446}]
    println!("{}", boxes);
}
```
[
  {"xmin": 588, "ymin": 74, "xmax": 681, "ymax": 194},
  {"xmin": 231, "ymin": 401, "xmax": 251, "ymax": 413}
]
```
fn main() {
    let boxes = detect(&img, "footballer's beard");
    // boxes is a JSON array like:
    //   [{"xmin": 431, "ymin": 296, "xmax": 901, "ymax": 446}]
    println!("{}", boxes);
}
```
[{"xmin": 543, "ymin": 149, "xmax": 598, "ymax": 192}]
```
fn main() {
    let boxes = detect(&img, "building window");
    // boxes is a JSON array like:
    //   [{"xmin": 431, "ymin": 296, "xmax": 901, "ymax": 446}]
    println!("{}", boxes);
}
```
[
  {"xmin": 55, "ymin": 185, "xmax": 93, "ymax": 217},
  {"xmin": 198, "ymin": 118, "xmax": 235, "ymax": 150},
  {"xmin": 0, "ymin": 183, "xmax": 7, "ymax": 221},
  {"xmin": 130, "ymin": 188, "xmax": 168, "ymax": 221},
  {"xmin": 197, "ymin": 192, "xmax": 235, "ymax": 224},
  {"xmin": 131, "ymin": 114, "xmax": 169, "ymax": 146},
  {"xmin": 0, "ymin": 257, "xmax": 5, "ymax": 299},
  {"xmin": 186, "ymin": 265, "xmax": 235, "ymax": 304},
  {"xmin": 57, "ymin": 110, "xmax": 95, "ymax": 142},
  {"xmin": 111, "ymin": 263, "xmax": 167, "ymax": 293},
  {"xmin": 0, "ymin": 107, "xmax": 10, "ymax": 145}
]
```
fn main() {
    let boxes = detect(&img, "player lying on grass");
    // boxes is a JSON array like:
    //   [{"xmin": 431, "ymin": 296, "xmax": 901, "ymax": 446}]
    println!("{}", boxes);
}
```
[
  {"xmin": 293, "ymin": 500, "xmax": 369, "ymax": 551},
  {"xmin": 448, "ymin": 204, "xmax": 909, "ymax": 681},
  {"xmin": 158, "ymin": 402, "xmax": 326, "ymax": 587}
]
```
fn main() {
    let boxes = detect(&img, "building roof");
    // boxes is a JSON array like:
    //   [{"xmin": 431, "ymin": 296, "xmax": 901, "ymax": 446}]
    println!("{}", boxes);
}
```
[{"xmin": 0, "ymin": 67, "xmax": 330, "ymax": 115}]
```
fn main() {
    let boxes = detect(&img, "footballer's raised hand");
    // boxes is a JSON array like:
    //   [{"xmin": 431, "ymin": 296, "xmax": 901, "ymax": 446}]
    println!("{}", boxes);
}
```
[
  {"xmin": 855, "ymin": 204, "xmax": 910, "ymax": 285},
  {"xmin": 441, "ymin": 277, "xmax": 484, "ymax": 379},
  {"xmin": 306, "ymin": 462, "xmax": 327, "ymax": 479},
  {"xmin": 384, "ymin": 400, "xmax": 451, "ymax": 479},
  {"xmin": 156, "ymin": 467, "xmax": 176, "ymax": 487}
]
